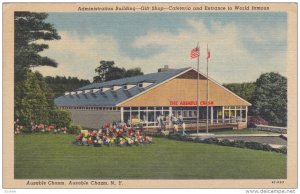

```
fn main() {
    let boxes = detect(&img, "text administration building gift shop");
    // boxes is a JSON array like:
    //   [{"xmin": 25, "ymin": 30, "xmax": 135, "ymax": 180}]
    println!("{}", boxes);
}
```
[{"xmin": 54, "ymin": 67, "xmax": 251, "ymax": 129}]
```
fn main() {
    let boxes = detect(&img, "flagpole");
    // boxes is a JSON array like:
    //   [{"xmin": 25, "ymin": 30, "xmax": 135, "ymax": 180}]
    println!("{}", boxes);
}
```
[
  {"xmin": 196, "ymin": 42, "xmax": 199, "ymax": 134},
  {"xmin": 206, "ymin": 44, "xmax": 209, "ymax": 134}
]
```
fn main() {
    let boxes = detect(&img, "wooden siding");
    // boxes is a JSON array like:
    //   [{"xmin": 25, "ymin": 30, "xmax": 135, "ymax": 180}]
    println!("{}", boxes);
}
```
[{"xmin": 119, "ymin": 71, "xmax": 251, "ymax": 107}]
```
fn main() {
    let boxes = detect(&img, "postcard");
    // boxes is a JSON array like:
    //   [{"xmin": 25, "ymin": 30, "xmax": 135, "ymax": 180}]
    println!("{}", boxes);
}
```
[{"xmin": 2, "ymin": 2, "xmax": 297, "ymax": 189}]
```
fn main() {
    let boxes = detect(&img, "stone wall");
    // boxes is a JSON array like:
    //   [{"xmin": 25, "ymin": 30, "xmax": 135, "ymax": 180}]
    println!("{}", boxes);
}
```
[{"xmin": 67, "ymin": 109, "xmax": 121, "ymax": 129}]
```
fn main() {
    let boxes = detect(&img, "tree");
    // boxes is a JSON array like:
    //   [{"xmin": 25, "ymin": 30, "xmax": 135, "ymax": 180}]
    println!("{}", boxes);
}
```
[
  {"xmin": 223, "ymin": 82, "xmax": 256, "ymax": 102},
  {"xmin": 45, "ymin": 76, "xmax": 90, "ymax": 98},
  {"xmin": 14, "ymin": 12, "xmax": 60, "ymax": 81},
  {"xmin": 125, "ymin": 67, "xmax": 144, "ymax": 77},
  {"xmin": 93, "ymin": 60, "xmax": 144, "ymax": 82},
  {"xmin": 15, "ymin": 71, "xmax": 54, "ymax": 126},
  {"xmin": 251, "ymin": 72, "xmax": 287, "ymax": 126}
]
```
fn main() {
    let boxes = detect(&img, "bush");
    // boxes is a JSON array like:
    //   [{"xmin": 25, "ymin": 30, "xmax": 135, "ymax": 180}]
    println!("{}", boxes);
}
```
[
  {"xmin": 248, "ymin": 116, "xmax": 268, "ymax": 128},
  {"xmin": 68, "ymin": 124, "xmax": 82, "ymax": 134},
  {"xmin": 49, "ymin": 109, "xmax": 72, "ymax": 128},
  {"xmin": 203, "ymin": 138, "xmax": 219, "ymax": 144},
  {"xmin": 245, "ymin": 142, "xmax": 264, "ymax": 150},
  {"xmin": 262, "ymin": 144, "xmax": 273, "ymax": 151},
  {"xmin": 274, "ymin": 146, "xmax": 287, "ymax": 154},
  {"xmin": 233, "ymin": 140, "xmax": 246, "ymax": 148},
  {"xmin": 218, "ymin": 139, "xmax": 234, "ymax": 146}
]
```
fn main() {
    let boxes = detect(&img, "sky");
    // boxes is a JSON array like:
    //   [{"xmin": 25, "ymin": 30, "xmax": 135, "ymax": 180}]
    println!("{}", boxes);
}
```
[{"xmin": 34, "ymin": 12, "xmax": 287, "ymax": 83}]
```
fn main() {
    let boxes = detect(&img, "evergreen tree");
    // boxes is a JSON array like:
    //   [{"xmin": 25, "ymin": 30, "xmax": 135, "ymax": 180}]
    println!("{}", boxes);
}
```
[{"xmin": 14, "ymin": 12, "xmax": 60, "ymax": 81}]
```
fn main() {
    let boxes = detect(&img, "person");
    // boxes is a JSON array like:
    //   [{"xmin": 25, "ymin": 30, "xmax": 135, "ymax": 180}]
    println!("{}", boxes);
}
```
[
  {"xmin": 174, "ymin": 123, "xmax": 179, "ymax": 134},
  {"xmin": 166, "ymin": 114, "xmax": 170, "ymax": 130},
  {"xmin": 178, "ymin": 114, "xmax": 183, "ymax": 125},
  {"xmin": 182, "ymin": 122, "xmax": 187, "ymax": 136},
  {"xmin": 157, "ymin": 115, "xmax": 161, "ymax": 129},
  {"xmin": 161, "ymin": 115, "xmax": 166, "ymax": 131}
]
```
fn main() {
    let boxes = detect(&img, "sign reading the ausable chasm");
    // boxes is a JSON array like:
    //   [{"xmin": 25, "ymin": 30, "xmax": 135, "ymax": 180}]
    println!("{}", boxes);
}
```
[{"xmin": 2, "ymin": 2, "xmax": 297, "ymax": 190}]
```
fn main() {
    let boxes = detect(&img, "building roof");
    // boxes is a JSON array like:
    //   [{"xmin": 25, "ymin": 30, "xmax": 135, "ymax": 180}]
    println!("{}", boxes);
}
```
[{"xmin": 54, "ymin": 67, "xmax": 191, "ymax": 107}]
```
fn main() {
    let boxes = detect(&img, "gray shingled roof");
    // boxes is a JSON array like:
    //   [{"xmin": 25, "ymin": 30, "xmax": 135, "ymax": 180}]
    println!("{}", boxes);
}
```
[{"xmin": 54, "ymin": 67, "xmax": 191, "ymax": 107}]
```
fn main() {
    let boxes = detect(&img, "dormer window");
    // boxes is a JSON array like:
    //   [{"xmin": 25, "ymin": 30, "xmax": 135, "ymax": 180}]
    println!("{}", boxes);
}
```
[
  {"xmin": 138, "ymin": 82, "xmax": 153, "ymax": 88},
  {"xmin": 70, "ymin": 91, "xmax": 76, "ymax": 95},
  {"xmin": 64, "ymin": 92, "xmax": 70, "ymax": 96},
  {"xmin": 83, "ymin": 89, "xmax": 91, "ymax": 94},
  {"xmin": 102, "ymin": 87, "xmax": 110, "ymax": 92},
  {"xmin": 123, "ymin": 84, "xmax": 136, "ymax": 90},
  {"xmin": 111, "ymin": 86, "xmax": 122, "ymax": 91},
  {"xmin": 92, "ymin": 88, "xmax": 100, "ymax": 93},
  {"xmin": 76, "ymin": 91, "xmax": 83, "ymax": 94}
]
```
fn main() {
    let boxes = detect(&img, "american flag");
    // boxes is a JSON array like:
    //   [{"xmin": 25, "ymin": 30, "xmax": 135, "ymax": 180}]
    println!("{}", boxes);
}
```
[{"xmin": 190, "ymin": 47, "xmax": 200, "ymax": 59}]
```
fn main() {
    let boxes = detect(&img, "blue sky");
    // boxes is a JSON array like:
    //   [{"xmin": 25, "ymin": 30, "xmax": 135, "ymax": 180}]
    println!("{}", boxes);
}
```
[{"xmin": 36, "ymin": 12, "xmax": 287, "ymax": 83}]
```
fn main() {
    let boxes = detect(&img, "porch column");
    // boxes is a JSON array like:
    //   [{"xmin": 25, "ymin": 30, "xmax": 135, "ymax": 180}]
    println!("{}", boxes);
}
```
[
  {"xmin": 146, "ymin": 107, "xmax": 148, "ymax": 128},
  {"xmin": 210, "ymin": 106, "xmax": 213, "ymax": 124},
  {"xmin": 222, "ymin": 106, "xmax": 225, "ymax": 123},
  {"xmin": 246, "ymin": 106, "xmax": 248, "ymax": 122},
  {"xmin": 129, "ymin": 107, "xmax": 132, "ymax": 127},
  {"xmin": 216, "ymin": 107, "xmax": 219, "ymax": 123},
  {"xmin": 138, "ymin": 107, "xmax": 140, "ymax": 121},
  {"xmin": 169, "ymin": 107, "xmax": 172, "ymax": 129},
  {"xmin": 120, "ymin": 107, "xmax": 124, "ymax": 122},
  {"xmin": 169, "ymin": 107, "xmax": 172, "ymax": 116},
  {"xmin": 234, "ymin": 106, "xmax": 237, "ymax": 121}
]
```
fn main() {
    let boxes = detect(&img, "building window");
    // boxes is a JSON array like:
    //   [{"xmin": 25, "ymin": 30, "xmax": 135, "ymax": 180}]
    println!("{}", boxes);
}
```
[
  {"xmin": 242, "ymin": 110, "xmax": 247, "ymax": 122},
  {"xmin": 189, "ymin": 111, "xmax": 193, "ymax": 118},
  {"xmin": 183, "ymin": 111, "xmax": 188, "ymax": 118},
  {"xmin": 124, "ymin": 112, "xmax": 130, "ymax": 124}
]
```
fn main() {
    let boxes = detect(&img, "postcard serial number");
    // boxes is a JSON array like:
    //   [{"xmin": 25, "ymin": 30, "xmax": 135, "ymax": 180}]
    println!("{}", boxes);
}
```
[{"xmin": 272, "ymin": 180, "xmax": 285, "ymax": 184}]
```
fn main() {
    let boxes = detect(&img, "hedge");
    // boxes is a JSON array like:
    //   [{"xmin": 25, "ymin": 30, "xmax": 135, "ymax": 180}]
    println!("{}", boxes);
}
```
[{"xmin": 149, "ymin": 133, "xmax": 287, "ymax": 154}]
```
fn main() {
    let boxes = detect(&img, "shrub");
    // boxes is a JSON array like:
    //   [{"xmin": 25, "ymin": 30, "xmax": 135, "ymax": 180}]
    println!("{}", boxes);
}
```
[
  {"xmin": 262, "ymin": 144, "xmax": 273, "ymax": 151},
  {"xmin": 248, "ymin": 116, "xmax": 268, "ymax": 128},
  {"xmin": 68, "ymin": 124, "xmax": 82, "ymax": 134},
  {"xmin": 233, "ymin": 140, "xmax": 246, "ymax": 148},
  {"xmin": 49, "ymin": 109, "xmax": 72, "ymax": 128},
  {"xmin": 218, "ymin": 139, "xmax": 233, "ymax": 146},
  {"xmin": 245, "ymin": 142, "xmax": 264, "ymax": 150},
  {"xmin": 203, "ymin": 138, "xmax": 219, "ymax": 144},
  {"xmin": 276, "ymin": 146, "xmax": 287, "ymax": 154}
]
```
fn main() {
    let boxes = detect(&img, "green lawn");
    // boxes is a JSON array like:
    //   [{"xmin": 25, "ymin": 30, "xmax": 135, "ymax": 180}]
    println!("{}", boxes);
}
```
[{"xmin": 15, "ymin": 134, "xmax": 286, "ymax": 179}]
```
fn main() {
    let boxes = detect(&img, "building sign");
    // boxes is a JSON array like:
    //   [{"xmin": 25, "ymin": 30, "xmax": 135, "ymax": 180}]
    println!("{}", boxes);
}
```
[{"xmin": 169, "ymin": 100, "xmax": 214, "ymax": 106}]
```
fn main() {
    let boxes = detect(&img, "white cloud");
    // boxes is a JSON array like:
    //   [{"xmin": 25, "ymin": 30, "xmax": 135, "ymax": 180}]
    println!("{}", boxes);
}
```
[{"xmin": 35, "ymin": 19, "xmax": 286, "ymax": 83}]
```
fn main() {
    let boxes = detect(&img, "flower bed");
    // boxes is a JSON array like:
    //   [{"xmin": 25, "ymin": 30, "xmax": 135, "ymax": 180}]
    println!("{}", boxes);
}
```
[
  {"xmin": 14, "ymin": 119, "xmax": 73, "ymax": 135},
  {"xmin": 74, "ymin": 123, "xmax": 153, "ymax": 147}
]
